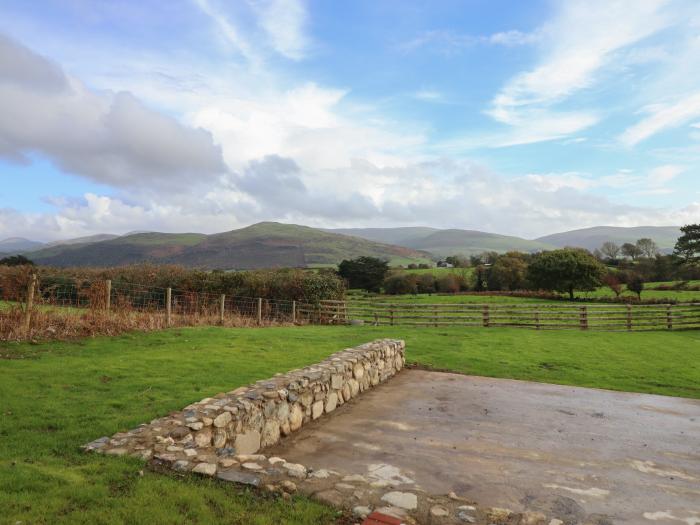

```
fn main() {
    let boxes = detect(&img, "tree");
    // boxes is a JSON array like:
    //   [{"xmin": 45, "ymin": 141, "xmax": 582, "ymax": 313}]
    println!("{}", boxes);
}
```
[
  {"xmin": 627, "ymin": 274, "xmax": 644, "ymax": 300},
  {"xmin": 621, "ymin": 242, "xmax": 642, "ymax": 260},
  {"xmin": 636, "ymin": 238, "xmax": 658, "ymax": 259},
  {"xmin": 0, "ymin": 255, "xmax": 34, "ymax": 266},
  {"xmin": 527, "ymin": 248, "xmax": 605, "ymax": 300},
  {"xmin": 600, "ymin": 241, "xmax": 620, "ymax": 260},
  {"xmin": 338, "ymin": 256, "xmax": 389, "ymax": 292},
  {"xmin": 674, "ymin": 224, "xmax": 700, "ymax": 264},
  {"xmin": 488, "ymin": 252, "xmax": 528, "ymax": 291},
  {"xmin": 602, "ymin": 273, "xmax": 622, "ymax": 298},
  {"xmin": 445, "ymin": 255, "xmax": 469, "ymax": 268}
]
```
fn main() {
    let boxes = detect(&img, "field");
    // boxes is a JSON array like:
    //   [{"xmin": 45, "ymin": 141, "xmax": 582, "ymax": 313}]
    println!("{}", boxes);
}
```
[
  {"xmin": 2, "ymin": 325, "xmax": 699, "ymax": 524},
  {"xmin": 401, "ymin": 267, "xmax": 473, "ymax": 277}
]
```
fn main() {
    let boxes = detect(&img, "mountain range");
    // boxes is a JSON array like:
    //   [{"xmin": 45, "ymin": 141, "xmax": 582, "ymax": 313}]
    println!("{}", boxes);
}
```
[{"xmin": 0, "ymin": 223, "xmax": 683, "ymax": 269}]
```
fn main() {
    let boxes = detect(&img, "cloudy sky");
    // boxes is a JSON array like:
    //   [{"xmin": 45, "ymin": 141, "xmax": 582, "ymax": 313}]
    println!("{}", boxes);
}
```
[{"xmin": 1, "ymin": 0, "xmax": 699, "ymax": 241}]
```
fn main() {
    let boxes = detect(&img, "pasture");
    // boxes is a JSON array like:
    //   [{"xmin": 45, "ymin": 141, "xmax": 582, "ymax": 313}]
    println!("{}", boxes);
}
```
[{"xmin": 1, "ymin": 325, "xmax": 699, "ymax": 524}]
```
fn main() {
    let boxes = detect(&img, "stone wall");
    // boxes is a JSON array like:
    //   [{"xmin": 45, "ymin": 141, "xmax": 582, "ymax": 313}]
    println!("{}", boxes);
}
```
[{"xmin": 86, "ymin": 339, "xmax": 405, "ymax": 463}]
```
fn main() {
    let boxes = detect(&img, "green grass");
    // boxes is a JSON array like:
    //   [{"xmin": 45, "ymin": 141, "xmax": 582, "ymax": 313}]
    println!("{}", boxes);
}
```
[{"xmin": 2, "ymin": 325, "xmax": 699, "ymax": 524}]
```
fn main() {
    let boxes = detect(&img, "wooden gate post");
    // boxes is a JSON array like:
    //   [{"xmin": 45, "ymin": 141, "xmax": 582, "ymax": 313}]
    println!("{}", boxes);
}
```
[
  {"xmin": 22, "ymin": 273, "xmax": 37, "ymax": 337},
  {"xmin": 626, "ymin": 303, "xmax": 632, "ymax": 331},
  {"xmin": 482, "ymin": 305, "xmax": 490, "ymax": 327},
  {"xmin": 257, "ymin": 297, "xmax": 263, "ymax": 325},
  {"xmin": 166, "ymin": 287, "xmax": 172, "ymax": 326},
  {"xmin": 219, "ymin": 294, "xmax": 226, "ymax": 324},
  {"xmin": 105, "ymin": 279, "xmax": 111, "ymax": 312},
  {"xmin": 535, "ymin": 307, "xmax": 540, "ymax": 330},
  {"xmin": 666, "ymin": 304, "xmax": 673, "ymax": 330},
  {"xmin": 580, "ymin": 306, "xmax": 588, "ymax": 330},
  {"xmin": 292, "ymin": 300, "xmax": 296, "ymax": 324},
  {"xmin": 389, "ymin": 305, "xmax": 394, "ymax": 326}
]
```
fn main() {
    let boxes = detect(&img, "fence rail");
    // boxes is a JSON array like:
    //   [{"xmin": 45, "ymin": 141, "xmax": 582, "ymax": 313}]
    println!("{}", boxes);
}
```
[{"xmin": 309, "ymin": 300, "xmax": 700, "ymax": 331}]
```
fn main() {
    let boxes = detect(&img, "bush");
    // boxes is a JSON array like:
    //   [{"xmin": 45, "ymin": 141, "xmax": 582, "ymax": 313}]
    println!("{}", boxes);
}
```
[
  {"xmin": 383, "ymin": 274, "xmax": 418, "ymax": 295},
  {"xmin": 436, "ymin": 274, "xmax": 461, "ymax": 293}
]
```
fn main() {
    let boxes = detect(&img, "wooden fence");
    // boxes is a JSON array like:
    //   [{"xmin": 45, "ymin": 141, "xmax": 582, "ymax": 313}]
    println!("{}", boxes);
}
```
[{"xmin": 299, "ymin": 300, "xmax": 700, "ymax": 331}]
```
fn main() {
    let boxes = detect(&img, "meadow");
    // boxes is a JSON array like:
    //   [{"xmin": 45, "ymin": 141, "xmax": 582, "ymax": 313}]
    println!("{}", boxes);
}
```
[{"xmin": 1, "ymin": 325, "xmax": 699, "ymax": 524}]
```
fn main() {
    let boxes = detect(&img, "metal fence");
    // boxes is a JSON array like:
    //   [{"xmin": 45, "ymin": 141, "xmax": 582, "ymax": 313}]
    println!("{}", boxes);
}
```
[{"xmin": 310, "ymin": 300, "xmax": 700, "ymax": 331}]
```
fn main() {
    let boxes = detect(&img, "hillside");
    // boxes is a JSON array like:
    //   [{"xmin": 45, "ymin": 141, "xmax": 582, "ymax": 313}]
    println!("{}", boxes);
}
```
[
  {"xmin": 0, "ymin": 237, "xmax": 44, "ymax": 254},
  {"xmin": 27, "ymin": 222, "xmax": 430, "ymax": 269},
  {"xmin": 536, "ymin": 226, "xmax": 681, "ymax": 252},
  {"xmin": 45, "ymin": 234, "xmax": 119, "ymax": 247},
  {"xmin": 329, "ymin": 227, "xmax": 553, "ymax": 256}
]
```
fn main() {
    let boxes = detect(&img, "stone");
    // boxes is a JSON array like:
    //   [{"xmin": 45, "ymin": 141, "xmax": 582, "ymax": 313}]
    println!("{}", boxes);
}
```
[
  {"xmin": 217, "ymin": 469, "xmax": 261, "ymax": 487},
  {"xmin": 353, "ymin": 506, "xmax": 371, "ymax": 518},
  {"xmin": 335, "ymin": 483, "xmax": 355, "ymax": 491},
  {"xmin": 173, "ymin": 460, "xmax": 191, "ymax": 471},
  {"xmin": 194, "ymin": 428, "xmax": 212, "ymax": 447},
  {"xmin": 487, "ymin": 508, "xmax": 513, "ymax": 521},
  {"xmin": 457, "ymin": 512, "xmax": 476, "ymax": 523},
  {"xmin": 192, "ymin": 462, "xmax": 217, "ymax": 476},
  {"xmin": 312, "ymin": 400, "xmax": 324, "ymax": 420},
  {"xmin": 187, "ymin": 422, "xmax": 204, "ymax": 431},
  {"xmin": 521, "ymin": 511, "xmax": 547, "ymax": 525},
  {"xmin": 283, "ymin": 462, "xmax": 307, "ymax": 479},
  {"xmin": 331, "ymin": 374, "xmax": 343, "ymax": 389},
  {"xmin": 242, "ymin": 462, "xmax": 262, "ymax": 470},
  {"xmin": 353, "ymin": 363, "xmax": 364, "ymax": 380},
  {"xmin": 381, "ymin": 492, "xmax": 418, "ymax": 510},
  {"xmin": 280, "ymin": 421, "xmax": 291, "ymax": 436},
  {"xmin": 280, "ymin": 480, "xmax": 297, "ymax": 493},
  {"xmin": 325, "ymin": 392, "xmax": 338, "ymax": 413},
  {"xmin": 300, "ymin": 392, "xmax": 314, "ymax": 407},
  {"xmin": 233, "ymin": 431, "xmax": 261, "ymax": 455},
  {"xmin": 348, "ymin": 378, "xmax": 360, "ymax": 397},
  {"xmin": 166, "ymin": 445, "xmax": 183, "ymax": 452},
  {"xmin": 268, "ymin": 456, "xmax": 286, "ymax": 465},
  {"xmin": 289, "ymin": 404, "xmax": 303, "ymax": 431},
  {"xmin": 342, "ymin": 383, "xmax": 351, "ymax": 402},
  {"xmin": 276, "ymin": 402, "xmax": 289, "ymax": 421},
  {"xmin": 261, "ymin": 420, "xmax": 280, "ymax": 448},
  {"xmin": 105, "ymin": 448, "xmax": 128, "ymax": 456},
  {"xmin": 212, "ymin": 429, "xmax": 227, "ymax": 448},
  {"xmin": 218, "ymin": 458, "xmax": 238, "ymax": 468},
  {"xmin": 309, "ymin": 469, "xmax": 334, "ymax": 479},
  {"xmin": 314, "ymin": 489, "xmax": 344, "ymax": 507},
  {"xmin": 170, "ymin": 427, "xmax": 191, "ymax": 439},
  {"xmin": 431, "ymin": 505, "xmax": 449, "ymax": 517},
  {"xmin": 549, "ymin": 521, "xmax": 564, "ymax": 525},
  {"xmin": 343, "ymin": 474, "xmax": 367, "ymax": 483},
  {"xmin": 235, "ymin": 454, "xmax": 266, "ymax": 462},
  {"xmin": 213, "ymin": 412, "xmax": 232, "ymax": 428},
  {"xmin": 202, "ymin": 417, "xmax": 213, "ymax": 426}
]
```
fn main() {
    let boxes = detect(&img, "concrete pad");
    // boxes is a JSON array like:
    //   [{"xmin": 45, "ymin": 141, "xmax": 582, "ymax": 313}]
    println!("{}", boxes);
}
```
[{"xmin": 266, "ymin": 369, "xmax": 700, "ymax": 524}]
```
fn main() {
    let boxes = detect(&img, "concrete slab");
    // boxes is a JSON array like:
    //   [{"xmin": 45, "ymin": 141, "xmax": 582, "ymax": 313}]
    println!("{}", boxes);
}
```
[{"xmin": 266, "ymin": 369, "xmax": 700, "ymax": 524}]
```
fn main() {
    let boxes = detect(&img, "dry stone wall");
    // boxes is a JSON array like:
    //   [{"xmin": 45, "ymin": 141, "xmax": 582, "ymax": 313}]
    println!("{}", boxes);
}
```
[{"xmin": 85, "ymin": 339, "xmax": 405, "ymax": 465}]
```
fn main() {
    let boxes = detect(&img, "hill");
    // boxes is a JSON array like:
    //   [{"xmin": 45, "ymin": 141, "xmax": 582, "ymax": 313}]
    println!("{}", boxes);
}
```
[
  {"xmin": 45, "ymin": 234, "xmax": 119, "ymax": 247},
  {"xmin": 536, "ymin": 226, "xmax": 681, "ymax": 252},
  {"xmin": 0, "ymin": 237, "xmax": 44, "ymax": 254},
  {"xmin": 329, "ymin": 227, "xmax": 553, "ymax": 257},
  {"xmin": 27, "ymin": 222, "xmax": 430, "ymax": 269}
]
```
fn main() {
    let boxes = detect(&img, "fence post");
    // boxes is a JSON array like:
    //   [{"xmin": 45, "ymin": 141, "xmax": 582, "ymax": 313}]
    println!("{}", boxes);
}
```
[
  {"xmin": 105, "ymin": 279, "xmax": 111, "ymax": 312},
  {"xmin": 22, "ymin": 273, "xmax": 37, "ymax": 337},
  {"xmin": 219, "ymin": 294, "xmax": 225, "ymax": 324},
  {"xmin": 166, "ymin": 287, "xmax": 172, "ymax": 326},
  {"xmin": 482, "ymin": 305, "xmax": 490, "ymax": 327},
  {"xmin": 580, "ymin": 306, "xmax": 588, "ymax": 330},
  {"xmin": 292, "ymin": 300, "xmax": 296, "ymax": 324},
  {"xmin": 389, "ymin": 305, "xmax": 394, "ymax": 326},
  {"xmin": 257, "ymin": 297, "xmax": 262, "ymax": 325},
  {"xmin": 626, "ymin": 303, "xmax": 632, "ymax": 331},
  {"xmin": 667, "ymin": 304, "xmax": 673, "ymax": 330},
  {"xmin": 535, "ymin": 307, "xmax": 540, "ymax": 330},
  {"xmin": 434, "ymin": 305, "xmax": 438, "ymax": 327}
]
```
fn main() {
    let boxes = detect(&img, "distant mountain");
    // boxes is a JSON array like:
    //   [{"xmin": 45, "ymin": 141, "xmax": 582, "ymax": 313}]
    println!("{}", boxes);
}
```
[
  {"xmin": 0, "ymin": 237, "xmax": 45, "ymax": 254},
  {"xmin": 329, "ymin": 227, "xmax": 553, "ymax": 257},
  {"xmin": 45, "ymin": 234, "xmax": 119, "ymax": 247},
  {"xmin": 536, "ymin": 226, "xmax": 682, "ymax": 252},
  {"xmin": 27, "ymin": 222, "xmax": 431, "ymax": 269}
]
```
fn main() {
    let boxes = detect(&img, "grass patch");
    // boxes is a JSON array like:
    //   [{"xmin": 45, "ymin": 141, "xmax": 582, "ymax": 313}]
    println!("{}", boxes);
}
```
[{"xmin": 1, "ymin": 325, "xmax": 699, "ymax": 523}]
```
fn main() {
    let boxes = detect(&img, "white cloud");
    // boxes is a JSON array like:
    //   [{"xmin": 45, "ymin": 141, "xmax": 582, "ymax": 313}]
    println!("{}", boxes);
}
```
[
  {"xmin": 253, "ymin": 0, "xmax": 310, "ymax": 60},
  {"xmin": 487, "ymin": 0, "xmax": 673, "ymax": 145},
  {"xmin": 192, "ymin": 0, "xmax": 260, "ymax": 64},
  {"xmin": 619, "ymin": 91, "xmax": 700, "ymax": 145},
  {"xmin": 487, "ymin": 30, "xmax": 539, "ymax": 46},
  {"xmin": 399, "ymin": 28, "xmax": 538, "ymax": 54}
]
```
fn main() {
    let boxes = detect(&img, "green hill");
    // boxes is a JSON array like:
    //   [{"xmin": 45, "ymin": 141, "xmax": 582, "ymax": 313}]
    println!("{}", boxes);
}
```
[
  {"xmin": 536, "ymin": 226, "xmax": 681, "ymax": 252},
  {"xmin": 27, "ymin": 222, "xmax": 430, "ymax": 269},
  {"xmin": 329, "ymin": 227, "xmax": 553, "ymax": 257}
]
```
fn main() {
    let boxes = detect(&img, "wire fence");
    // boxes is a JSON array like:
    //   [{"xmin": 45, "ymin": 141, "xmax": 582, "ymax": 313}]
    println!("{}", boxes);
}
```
[
  {"xmin": 0, "ymin": 274, "xmax": 318, "ymax": 341},
  {"xmin": 311, "ymin": 300, "xmax": 700, "ymax": 331}
]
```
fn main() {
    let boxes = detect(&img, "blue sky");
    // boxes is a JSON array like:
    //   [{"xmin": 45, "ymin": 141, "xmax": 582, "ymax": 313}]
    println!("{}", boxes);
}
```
[{"xmin": 0, "ymin": 0, "xmax": 699, "ymax": 241}]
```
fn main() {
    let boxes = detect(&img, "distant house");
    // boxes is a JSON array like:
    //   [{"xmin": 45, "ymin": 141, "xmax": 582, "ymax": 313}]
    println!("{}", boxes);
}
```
[{"xmin": 436, "ymin": 261, "xmax": 454, "ymax": 268}]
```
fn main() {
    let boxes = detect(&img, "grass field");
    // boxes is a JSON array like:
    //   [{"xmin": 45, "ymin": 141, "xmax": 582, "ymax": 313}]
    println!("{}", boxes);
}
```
[
  {"xmin": 401, "ymin": 267, "xmax": 474, "ymax": 278},
  {"xmin": 2, "ymin": 325, "xmax": 699, "ymax": 524}
]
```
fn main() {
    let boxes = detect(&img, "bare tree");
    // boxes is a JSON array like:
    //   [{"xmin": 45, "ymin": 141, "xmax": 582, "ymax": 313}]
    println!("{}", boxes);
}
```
[
  {"xmin": 621, "ymin": 242, "xmax": 642, "ymax": 260},
  {"xmin": 600, "ymin": 241, "xmax": 620, "ymax": 260},
  {"xmin": 635, "ymin": 238, "xmax": 658, "ymax": 259}
]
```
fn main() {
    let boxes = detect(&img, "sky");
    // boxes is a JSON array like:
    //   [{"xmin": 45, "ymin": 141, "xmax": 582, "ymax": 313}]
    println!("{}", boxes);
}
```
[{"xmin": 0, "ymin": 0, "xmax": 699, "ymax": 242}]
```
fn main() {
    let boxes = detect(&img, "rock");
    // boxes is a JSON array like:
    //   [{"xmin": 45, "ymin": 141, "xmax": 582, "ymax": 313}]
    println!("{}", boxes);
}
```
[
  {"xmin": 187, "ymin": 422, "xmax": 204, "ymax": 431},
  {"xmin": 348, "ymin": 379, "xmax": 360, "ymax": 397},
  {"xmin": 289, "ymin": 404, "xmax": 303, "ymax": 431},
  {"xmin": 314, "ymin": 489, "xmax": 344, "ymax": 507},
  {"xmin": 431, "ymin": 506, "xmax": 449, "ymax": 517},
  {"xmin": 184, "ymin": 449, "xmax": 198, "ymax": 457},
  {"xmin": 331, "ymin": 374, "xmax": 343, "ymax": 389},
  {"xmin": 166, "ymin": 445, "xmax": 183, "ymax": 452},
  {"xmin": 457, "ymin": 505, "xmax": 476, "ymax": 512},
  {"xmin": 202, "ymin": 417, "xmax": 213, "ymax": 426},
  {"xmin": 381, "ymin": 491, "xmax": 418, "ymax": 510},
  {"xmin": 233, "ymin": 431, "xmax": 261, "ymax": 455},
  {"xmin": 353, "ymin": 363, "xmax": 364, "ymax": 380},
  {"xmin": 105, "ymin": 448, "xmax": 128, "ymax": 456},
  {"xmin": 283, "ymin": 462, "xmax": 307, "ymax": 479},
  {"xmin": 242, "ymin": 462, "xmax": 262, "ymax": 470},
  {"xmin": 300, "ymin": 392, "xmax": 314, "ymax": 407},
  {"xmin": 487, "ymin": 508, "xmax": 513, "ymax": 521},
  {"xmin": 235, "ymin": 454, "xmax": 266, "ymax": 462},
  {"xmin": 549, "ymin": 521, "xmax": 564, "ymax": 525},
  {"xmin": 353, "ymin": 506, "xmax": 371, "ymax": 518},
  {"xmin": 343, "ymin": 474, "xmax": 367, "ymax": 483},
  {"xmin": 335, "ymin": 483, "xmax": 355, "ymax": 491},
  {"xmin": 521, "ymin": 511, "xmax": 547, "ymax": 525},
  {"xmin": 173, "ymin": 460, "xmax": 191, "ymax": 471},
  {"xmin": 268, "ymin": 456, "xmax": 286, "ymax": 465},
  {"xmin": 192, "ymin": 462, "xmax": 217, "ymax": 476},
  {"xmin": 457, "ymin": 512, "xmax": 476, "ymax": 523},
  {"xmin": 309, "ymin": 468, "xmax": 334, "ymax": 479},
  {"xmin": 212, "ymin": 429, "xmax": 227, "ymax": 448},
  {"xmin": 325, "ymin": 392, "xmax": 338, "ymax": 413},
  {"xmin": 280, "ymin": 421, "xmax": 291, "ymax": 436},
  {"xmin": 194, "ymin": 428, "xmax": 212, "ymax": 447},
  {"xmin": 280, "ymin": 480, "xmax": 297, "ymax": 494},
  {"xmin": 342, "ymin": 383, "xmax": 351, "ymax": 402},
  {"xmin": 170, "ymin": 427, "xmax": 191, "ymax": 439},
  {"xmin": 213, "ymin": 412, "xmax": 232, "ymax": 428},
  {"xmin": 261, "ymin": 420, "xmax": 280, "ymax": 448},
  {"xmin": 312, "ymin": 401, "xmax": 324, "ymax": 420},
  {"xmin": 277, "ymin": 402, "xmax": 290, "ymax": 421},
  {"xmin": 217, "ymin": 469, "xmax": 261, "ymax": 487},
  {"xmin": 218, "ymin": 458, "xmax": 238, "ymax": 468}
]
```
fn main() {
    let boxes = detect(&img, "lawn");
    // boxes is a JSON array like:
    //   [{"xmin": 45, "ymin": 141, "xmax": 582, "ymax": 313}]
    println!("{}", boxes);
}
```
[{"xmin": 1, "ymin": 325, "xmax": 699, "ymax": 524}]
